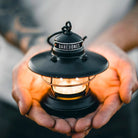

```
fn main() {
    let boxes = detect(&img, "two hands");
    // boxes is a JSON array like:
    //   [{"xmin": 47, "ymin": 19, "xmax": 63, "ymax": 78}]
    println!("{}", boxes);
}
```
[{"xmin": 12, "ymin": 43, "xmax": 138, "ymax": 138}]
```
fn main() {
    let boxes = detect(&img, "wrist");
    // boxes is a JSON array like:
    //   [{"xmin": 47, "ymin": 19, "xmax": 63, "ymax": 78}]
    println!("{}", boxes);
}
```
[
  {"xmin": 91, "ymin": 3, "xmax": 138, "ymax": 52},
  {"xmin": 91, "ymin": 23, "xmax": 138, "ymax": 52}
]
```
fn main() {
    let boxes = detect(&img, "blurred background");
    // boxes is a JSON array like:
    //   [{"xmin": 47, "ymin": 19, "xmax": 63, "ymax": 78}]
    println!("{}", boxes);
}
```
[{"xmin": 0, "ymin": 0, "xmax": 138, "ymax": 137}]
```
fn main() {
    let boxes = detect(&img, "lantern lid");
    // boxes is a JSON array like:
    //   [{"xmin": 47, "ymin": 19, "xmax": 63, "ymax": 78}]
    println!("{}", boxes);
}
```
[
  {"xmin": 28, "ymin": 21, "xmax": 109, "ymax": 78},
  {"xmin": 28, "ymin": 51, "xmax": 108, "ymax": 78}
]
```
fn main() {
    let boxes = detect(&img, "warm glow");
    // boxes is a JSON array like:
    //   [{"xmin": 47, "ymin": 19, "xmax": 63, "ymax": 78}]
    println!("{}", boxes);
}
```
[
  {"xmin": 52, "ymin": 77, "xmax": 88, "ymax": 94},
  {"xmin": 53, "ymin": 84, "xmax": 86, "ymax": 94},
  {"xmin": 42, "ymin": 76, "xmax": 95, "ymax": 95}
]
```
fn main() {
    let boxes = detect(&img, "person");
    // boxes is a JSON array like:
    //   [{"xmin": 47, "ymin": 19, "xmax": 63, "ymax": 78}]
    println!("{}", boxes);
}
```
[{"xmin": 0, "ymin": 0, "xmax": 138, "ymax": 138}]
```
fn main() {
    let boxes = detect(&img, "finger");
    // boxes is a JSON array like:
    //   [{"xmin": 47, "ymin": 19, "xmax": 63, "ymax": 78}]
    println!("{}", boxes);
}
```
[
  {"xmin": 74, "ymin": 116, "xmax": 92, "ymax": 133},
  {"xmin": 72, "ymin": 128, "xmax": 91, "ymax": 138},
  {"xmin": 49, "ymin": 117, "xmax": 72, "ymax": 134},
  {"xmin": 51, "ymin": 115, "xmax": 59, "ymax": 119},
  {"xmin": 72, "ymin": 132, "xmax": 86, "ymax": 138},
  {"xmin": 49, "ymin": 116, "xmax": 72, "ymax": 134},
  {"xmin": 118, "ymin": 62, "xmax": 138, "ymax": 103},
  {"xmin": 12, "ymin": 87, "xmax": 32, "ymax": 115},
  {"xmin": 51, "ymin": 118, "xmax": 72, "ymax": 134},
  {"xmin": 26, "ymin": 100, "xmax": 55, "ymax": 129},
  {"xmin": 92, "ymin": 94, "xmax": 122, "ymax": 129},
  {"xmin": 51, "ymin": 116, "xmax": 73, "ymax": 134},
  {"xmin": 65, "ymin": 118, "xmax": 77, "ymax": 131},
  {"xmin": 75, "ymin": 105, "xmax": 101, "ymax": 132}
]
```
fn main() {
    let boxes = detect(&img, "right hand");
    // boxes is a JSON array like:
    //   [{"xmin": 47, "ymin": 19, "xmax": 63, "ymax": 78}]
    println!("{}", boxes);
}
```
[{"xmin": 12, "ymin": 45, "xmax": 77, "ymax": 135}]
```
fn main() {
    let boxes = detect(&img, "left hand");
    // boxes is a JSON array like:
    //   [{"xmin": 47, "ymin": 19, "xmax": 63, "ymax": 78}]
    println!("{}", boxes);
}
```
[{"xmin": 71, "ymin": 43, "xmax": 138, "ymax": 138}]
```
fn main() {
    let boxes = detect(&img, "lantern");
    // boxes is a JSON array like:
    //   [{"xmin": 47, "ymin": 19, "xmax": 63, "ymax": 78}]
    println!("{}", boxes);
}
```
[{"xmin": 28, "ymin": 21, "xmax": 108, "ymax": 118}]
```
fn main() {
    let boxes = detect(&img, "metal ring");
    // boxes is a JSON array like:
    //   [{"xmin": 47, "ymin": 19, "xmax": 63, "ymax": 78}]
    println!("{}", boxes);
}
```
[{"xmin": 41, "ymin": 76, "xmax": 96, "ymax": 87}]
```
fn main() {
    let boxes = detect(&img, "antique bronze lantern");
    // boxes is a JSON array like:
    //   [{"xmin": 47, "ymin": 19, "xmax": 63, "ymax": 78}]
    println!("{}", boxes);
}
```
[{"xmin": 28, "ymin": 21, "xmax": 108, "ymax": 118}]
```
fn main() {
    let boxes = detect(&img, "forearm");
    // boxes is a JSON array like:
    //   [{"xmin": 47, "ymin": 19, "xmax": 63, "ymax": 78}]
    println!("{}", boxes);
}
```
[
  {"xmin": 0, "ymin": 0, "xmax": 47, "ymax": 53},
  {"xmin": 92, "ymin": 3, "xmax": 138, "ymax": 51}
]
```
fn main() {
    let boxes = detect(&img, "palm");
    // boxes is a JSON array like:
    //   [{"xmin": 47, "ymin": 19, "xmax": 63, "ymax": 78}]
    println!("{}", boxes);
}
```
[
  {"xmin": 16, "ymin": 62, "xmax": 49, "ymax": 102},
  {"xmin": 90, "ymin": 67, "xmax": 120, "ymax": 102}
]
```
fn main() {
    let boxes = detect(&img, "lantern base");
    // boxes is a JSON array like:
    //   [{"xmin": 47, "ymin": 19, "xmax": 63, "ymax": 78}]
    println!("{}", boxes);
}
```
[{"xmin": 41, "ymin": 91, "xmax": 99, "ymax": 118}]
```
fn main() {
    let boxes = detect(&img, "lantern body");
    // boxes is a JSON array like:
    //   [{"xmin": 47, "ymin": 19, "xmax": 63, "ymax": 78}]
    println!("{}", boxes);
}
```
[
  {"xmin": 42, "ymin": 76, "xmax": 95, "ymax": 99},
  {"xmin": 28, "ymin": 21, "xmax": 108, "ymax": 118},
  {"xmin": 52, "ymin": 77, "xmax": 88, "ymax": 95},
  {"xmin": 41, "ymin": 77, "xmax": 99, "ymax": 118}
]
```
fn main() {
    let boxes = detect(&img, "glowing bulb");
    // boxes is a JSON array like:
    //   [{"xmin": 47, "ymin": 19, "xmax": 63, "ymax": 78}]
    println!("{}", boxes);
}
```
[
  {"xmin": 76, "ymin": 77, "xmax": 79, "ymax": 81},
  {"xmin": 60, "ymin": 78, "xmax": 63, "ymax": 81},
  {"xmin": 42, "ymin": 76, "xmax": 95, "ymax": 96},
  {"xmin": 52, "ymin": 78, "xmax": 88, "ymax": 95}
]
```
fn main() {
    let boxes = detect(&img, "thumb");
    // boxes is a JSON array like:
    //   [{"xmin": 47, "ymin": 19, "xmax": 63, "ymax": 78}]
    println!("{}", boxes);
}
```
[
  {"xmin": 118, "ymin": 62, "xmax": 138, "ymax": 104},
  {"xmin": 12, "ymin": 87, "xmax": 32, "ymax": 115}
]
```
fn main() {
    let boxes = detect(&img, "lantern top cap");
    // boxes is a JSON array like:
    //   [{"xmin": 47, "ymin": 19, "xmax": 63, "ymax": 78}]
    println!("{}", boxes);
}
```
[{"xmin": 47, "ymin": 21, "xmax": 87, "ymax": 50}]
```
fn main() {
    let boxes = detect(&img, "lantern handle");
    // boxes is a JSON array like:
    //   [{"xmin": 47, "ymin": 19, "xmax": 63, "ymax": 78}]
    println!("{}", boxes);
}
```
[
  {"xmin": 47, "ymin": 21, "xmax": 72, "ymax": 46},
  {"xmin": 82, "ymin": 36, "xmax": 87, "ymax": 41},
  {"xmin": 47, "ymin": 31, "xmax": 63, "ymax": 46},
  {"xmin": 62, "ymin": 21, "xmax": 72, "ymax": 33},
  {"xmin": 47, "ymin": 21, "xmax": 87, "ymax": 47}
]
